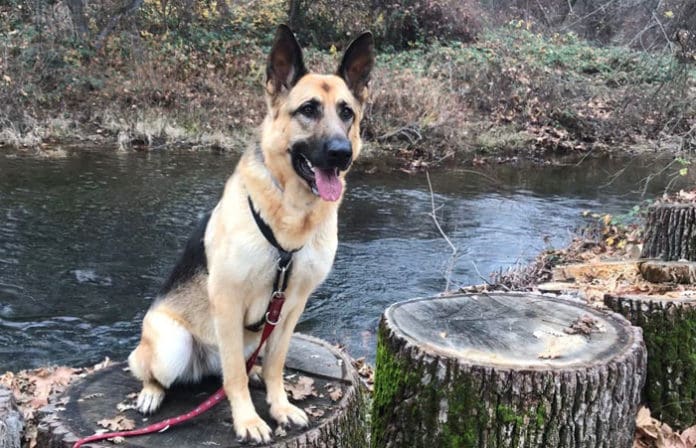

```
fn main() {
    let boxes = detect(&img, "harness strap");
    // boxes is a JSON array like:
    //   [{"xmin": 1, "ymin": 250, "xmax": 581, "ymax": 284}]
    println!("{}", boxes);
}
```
[
  {"xmin": 73, "ymin": 196, "xmax": 300, "ymax": 448},
  {"xmin": 245, "ymin": 196, "xmax": 300, "ymax": 332}
]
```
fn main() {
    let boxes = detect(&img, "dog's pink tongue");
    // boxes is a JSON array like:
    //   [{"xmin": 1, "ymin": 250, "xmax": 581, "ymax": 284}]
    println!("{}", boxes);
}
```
[{"xmin": 314, "ymin": 168, "xmax": 342, "ymax": 201}]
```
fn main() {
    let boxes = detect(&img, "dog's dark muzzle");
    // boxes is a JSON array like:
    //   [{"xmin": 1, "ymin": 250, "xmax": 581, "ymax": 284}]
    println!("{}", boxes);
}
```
[{"xmin": 324, "ymin": 138, "xmax": 352, "ymax": 171}]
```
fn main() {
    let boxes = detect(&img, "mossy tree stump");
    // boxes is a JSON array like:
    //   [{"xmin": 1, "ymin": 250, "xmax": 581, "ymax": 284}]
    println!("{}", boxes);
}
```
[
  {"xmin": 372, "ymin": 293, "xmax": 646, "ymax": 448},
  {"xmin": 605, "ymin": 294, "xmax": 696, "ymax": 430},
  {"xmin": 641, "ymin": 203, "xmax": 696, "ymax": 261},
  {"xmin": 37, "ymin": 334, "xmax": 367, "ymax": 448}
]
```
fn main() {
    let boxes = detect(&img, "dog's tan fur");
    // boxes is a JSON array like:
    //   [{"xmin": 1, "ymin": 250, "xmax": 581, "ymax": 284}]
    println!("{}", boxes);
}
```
[{"xmin": 127, "ymin": 26, "xmax": 374, "ymax": 442}]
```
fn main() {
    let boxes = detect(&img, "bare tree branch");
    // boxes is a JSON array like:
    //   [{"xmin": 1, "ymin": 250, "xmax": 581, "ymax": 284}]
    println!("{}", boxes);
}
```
[{"xmin": 425, "ymin": 171, "xmax": 459, "ymax": 292}]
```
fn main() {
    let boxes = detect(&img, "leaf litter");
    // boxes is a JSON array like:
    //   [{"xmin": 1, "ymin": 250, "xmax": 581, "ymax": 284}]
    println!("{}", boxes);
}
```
[
  {"xmin": 284, "ymin": 375, "xmax": 316, "ymax": 401},
  {"xmin": 0, "ymin": 357, "xmax": 111, "ymax": 448},
  {"xmin": 635, "ymin": 407, "xmax": 696, "ymax": 448}
]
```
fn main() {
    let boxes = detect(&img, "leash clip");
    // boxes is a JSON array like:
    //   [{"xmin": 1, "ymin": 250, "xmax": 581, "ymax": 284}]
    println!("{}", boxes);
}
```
[
  {"xmin": 265, "ymin": 310, "xmax": 280, "ymax": 326},
  {"xmin": 275, "ymin": 259, "xmax": 291, "ymax": 290}
]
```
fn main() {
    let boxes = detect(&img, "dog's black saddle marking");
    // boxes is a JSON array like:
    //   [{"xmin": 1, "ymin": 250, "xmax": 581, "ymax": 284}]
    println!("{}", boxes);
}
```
[{"xmin": 160, "ymin": 211, "xmax": 211, "ymax": 295}]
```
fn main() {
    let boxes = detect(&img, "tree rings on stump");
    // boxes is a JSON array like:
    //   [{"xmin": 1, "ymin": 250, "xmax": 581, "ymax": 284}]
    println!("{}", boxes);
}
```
[
  {"xmin": 605, "ymin": 293, "xmax": 696, "ymax": 430},
  {"xmin": 37, "ymin": 334, "xmax": 367, "ymax": 448},
  {"xmin": 372, "ymin": 293, "xmax": 646, "ymax": 448}
]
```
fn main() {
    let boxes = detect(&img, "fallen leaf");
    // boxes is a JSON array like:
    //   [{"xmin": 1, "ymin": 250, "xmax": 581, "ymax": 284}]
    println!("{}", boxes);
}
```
[
  {"xmin": 564, "ymin": 314, "xmax": 603, "ymax": 337},
  {"xmin": 304, "ymin": 404, "xmax": 325, "ymax": 418},
  {"xmin": 97, "ymin": 415, "xmax": 136, "ymax": 432},
  {"xmin": 680, "ymin": 426, "xmax": 696, "ymax": 445},
  {"xmin": 30, "ymin": 366, "xmax": 78, "ymax": 408},
  {"xmin": 285, "ymin": 376, "xmax": 316, "ymax": 401},
  {"xmin": 325, "ymin": 384, "xmax": 343, "ymax": 402}
]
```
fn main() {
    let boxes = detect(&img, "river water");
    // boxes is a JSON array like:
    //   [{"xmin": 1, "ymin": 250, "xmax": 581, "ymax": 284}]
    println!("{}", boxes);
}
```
[{"xmin": 0, "ymin": 148, "xmax": 687, "ymax": 371}]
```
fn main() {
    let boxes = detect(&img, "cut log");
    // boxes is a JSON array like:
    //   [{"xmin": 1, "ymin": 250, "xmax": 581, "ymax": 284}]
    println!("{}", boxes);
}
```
[
  {"xmin": 37, "ymin": 334, "xmax": 367, "ymax": 448},
  {"xmin": 371, "ymin": 293, "xmax": 646, "ymax": 448},
  {"xmin": 641, "ymin": 203, "xmax": 696, "ymax": 261},
  {"xmin": 605, "ymin": 294, "xmax": 696, "ymax": 430},
  {"xmin": 552, "ymin": 260, "xmax": 640, "ymax": 282},
  {"xmin": 639, "ymin": 260, "xmax": 696, "ymax": 284},
  {"xmin": 0, "ymin": 386, "xmax": 23, "ymax": 448}
]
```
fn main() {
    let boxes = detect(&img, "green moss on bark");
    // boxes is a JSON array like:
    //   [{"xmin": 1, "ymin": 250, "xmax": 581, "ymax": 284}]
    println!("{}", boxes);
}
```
[
  {"xmin": 372, "ymin": 320, "xmax": 554, "ymax": 448},
  {"xmin": 608, "ymin": 298, "xmax": 696, "ymax": 429}
]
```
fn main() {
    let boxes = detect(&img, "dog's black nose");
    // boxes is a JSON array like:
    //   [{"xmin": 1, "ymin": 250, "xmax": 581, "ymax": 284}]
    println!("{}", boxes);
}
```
[{"xmin": 325, "ymin": 138, "xmax": 353, "ymax": 170}]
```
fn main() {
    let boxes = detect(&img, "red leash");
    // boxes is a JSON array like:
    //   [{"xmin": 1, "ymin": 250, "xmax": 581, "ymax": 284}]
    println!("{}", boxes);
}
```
[{"xmin": 72, "ymin": 293, "xmax": 287, "ymax": 448}]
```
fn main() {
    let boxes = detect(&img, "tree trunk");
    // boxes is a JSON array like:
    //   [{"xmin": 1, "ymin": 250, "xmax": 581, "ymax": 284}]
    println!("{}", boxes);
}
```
[
  {"xmin": 65, "ymin": 0, "xmax": 89, "ymax": 41},
  {"xmin": 605, "ymin": 294, "xmax": 696, "ymax": 430},
  {"xmin": 94, "ymin": 0, "xmax": 145, "ymax": 51},
  {"xmin": 0, "ymin": 386, "xmax": 23, "ymax": 448},
  {"xmin": 641, "ymin": 203, "xmax": 696, "ymax": 261},
  {"xmin": 37, "ymin": 334, "xmax": 367, "ymax": 448},
  {"xmin": 287, "ymin": 0, "xmax": 303, "ymax": 31},
  {"xmin": 372, "ymin": 293, "xmax": 646, "ymax": 448}
]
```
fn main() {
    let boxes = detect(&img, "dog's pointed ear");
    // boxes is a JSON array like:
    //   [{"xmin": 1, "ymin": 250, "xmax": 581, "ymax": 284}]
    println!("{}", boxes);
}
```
[
  {"xmin": 266, "ymin": 25, "xmax": 307, "ymax": 96},
  {"xmin": 337, "ymin": 32, "xmax": 375, "ymax": 103}
]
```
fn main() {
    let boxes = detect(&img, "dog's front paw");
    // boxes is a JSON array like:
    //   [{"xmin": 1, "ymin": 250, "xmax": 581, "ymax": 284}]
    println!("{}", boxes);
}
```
[
  {"xmin": 234, "ymin": 414, "xmax": 273, "ymax": 444},
  {"xmin": 136, "ymin": 383, "xmax": 164, "ymax": 414},
  {"xmin": 270, "ymin": 402, "xmax": 309, "ymax": 429}
]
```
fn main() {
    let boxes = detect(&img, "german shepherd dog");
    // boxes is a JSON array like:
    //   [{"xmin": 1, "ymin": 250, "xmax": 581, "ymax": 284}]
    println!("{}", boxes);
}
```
[{"xmin": 127, "ymin": 26, "xmax": 374, "ymax": 443}]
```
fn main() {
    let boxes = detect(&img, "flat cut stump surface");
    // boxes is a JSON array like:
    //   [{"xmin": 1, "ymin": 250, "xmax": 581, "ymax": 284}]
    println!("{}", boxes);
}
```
[
  {"xmin": 372, "ymin": 293, "xmax": 646, "ymax": 448},
  {"xmin": 37, "ymin": 334, "xmax": 365, "ymax": 448}
]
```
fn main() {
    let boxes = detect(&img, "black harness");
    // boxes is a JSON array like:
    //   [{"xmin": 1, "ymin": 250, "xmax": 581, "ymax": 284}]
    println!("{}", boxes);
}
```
[{"xmin": 245, "ymin": 196, "xmax": 301, "ymax": 332}]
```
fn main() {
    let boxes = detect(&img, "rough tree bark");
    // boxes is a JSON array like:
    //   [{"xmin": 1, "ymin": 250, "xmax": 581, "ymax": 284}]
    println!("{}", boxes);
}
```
[
  {"xmin": 641, "ymin": 203, "xmax": 696, "ymax": 261},
  {"xmin": 0, "ymin": 386, "xmax": 23, "ymax": 448},
  {"xmin": 37, "ymin": 334, "xmax": 367, "ymax": 448},
  {"xmin": 372, "ymin": 293, "xmax": 646, "ymax": 448},
  {"xmin": 605, "ymin": 294, "xmax": 696, "ymax": 430}
]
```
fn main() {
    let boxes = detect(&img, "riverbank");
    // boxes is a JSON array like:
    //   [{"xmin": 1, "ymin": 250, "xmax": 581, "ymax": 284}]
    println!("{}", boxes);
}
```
[
  {"xmin": 2, "ymin": 15, "xmax": 695, "ymax": 169},
  {"xmin": 481, "ymin": 190, "xmax": 696, "ymax": 447}
]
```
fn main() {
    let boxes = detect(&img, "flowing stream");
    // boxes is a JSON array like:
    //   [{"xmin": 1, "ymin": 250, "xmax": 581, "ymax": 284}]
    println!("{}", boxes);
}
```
[{"xmin": 0, "ymin": 148, "xmax": 687, "ymax": 371}]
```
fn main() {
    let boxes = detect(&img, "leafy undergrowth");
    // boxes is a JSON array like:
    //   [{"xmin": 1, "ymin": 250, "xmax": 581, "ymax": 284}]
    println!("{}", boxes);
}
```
[{"xmin": 1, "ymin": 7, "xmax": 694, "ymax": 168}]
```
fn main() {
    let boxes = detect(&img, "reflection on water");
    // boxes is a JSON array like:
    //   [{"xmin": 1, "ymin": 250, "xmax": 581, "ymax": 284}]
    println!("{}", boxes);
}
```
[{"xmin": 0, "ymin": 149, "xmax": 689, "ymax": 370}]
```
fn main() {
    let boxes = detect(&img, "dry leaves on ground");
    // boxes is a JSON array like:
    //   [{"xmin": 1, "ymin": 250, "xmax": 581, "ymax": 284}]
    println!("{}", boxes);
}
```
[
  {"xmin": 0, "ymin": 358, "xmax": 111, "ymax": 448},
  {"xmin": 284, "ymin": 375, "xmax": 316, "ymax": 401},
  {"xmin": 564, "ymin": 314, "xmax": 604, "ymax": 337},
  {"xmin": 97, "ymin": 415, "xmax": 136, "ymax": 432},
  {"xmin": 325, "ymin": 383, "xmax": 343, "ymax": 402},
  {"xmin": 661, "ymin": 189, "xmax": 696, "ymax": 204},
  {"xmin": 303, "ymin": 404, "xmax": 325, "ymax": 418},
  {"xmin": 352, "ymin": 357, "xmax": 374, "ymax": 392},
  {"xmin": 635, "ymin": 407, "xmax": 696, "ymax": 448}
]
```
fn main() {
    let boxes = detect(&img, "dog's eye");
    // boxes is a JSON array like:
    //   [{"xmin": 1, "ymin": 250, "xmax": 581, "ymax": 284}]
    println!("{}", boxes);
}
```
[
  {"xmin": 339, "ymin": 106, "xmax": 354, "ymax": 121},
  {"xmin": 298, "ymin": 102, "xmax": 319, "ymax": 119}
]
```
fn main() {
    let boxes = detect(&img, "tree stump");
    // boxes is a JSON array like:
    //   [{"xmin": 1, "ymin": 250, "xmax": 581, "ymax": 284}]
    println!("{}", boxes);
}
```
[
  {"xmin": 605, "ymin": 294, "xmax": 696, "ymax": 430},
  {"xmin": 639, "ymin": 260, "xmax": 696, "ymax": 284},
  {"xmin": 37, "ymin": 334, "xmax": 367, "ymax": 448},
  {"xmin": 641, "ymin": 203, "xmax": 696, "ymax": 261},
  {"xmin": 0, "ymin": 386, "xmax": 23, "ymax": 448},
  {"xmin": 371, "ymin": 293, "xmax": 646, "ymax": 448}
]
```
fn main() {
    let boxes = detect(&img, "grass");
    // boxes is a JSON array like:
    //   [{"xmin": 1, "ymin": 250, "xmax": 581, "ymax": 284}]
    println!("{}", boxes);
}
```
[{"xmin": 1, "ymin": 17, "xmax": 694, "ymax": 167}]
